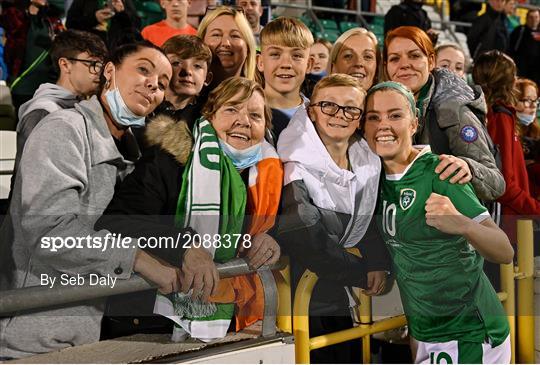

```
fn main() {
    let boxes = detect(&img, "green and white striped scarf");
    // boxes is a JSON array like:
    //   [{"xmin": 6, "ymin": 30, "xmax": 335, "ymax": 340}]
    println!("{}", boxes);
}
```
[{"xmin": 154, "ymin": 118, "xmax": 247, "ymax": 342}]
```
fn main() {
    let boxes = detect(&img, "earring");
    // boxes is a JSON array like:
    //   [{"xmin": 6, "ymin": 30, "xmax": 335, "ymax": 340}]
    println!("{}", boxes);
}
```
[{"xmin": 105, "ymin": 79, "xmax": 111, "ymax": 89}]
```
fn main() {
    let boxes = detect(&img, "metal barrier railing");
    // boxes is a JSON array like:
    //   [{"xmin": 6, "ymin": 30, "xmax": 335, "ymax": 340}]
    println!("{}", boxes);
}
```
[
  {"xmin": 0, "ymin": 258, "xmax": 287, "ymax": 338},
  {"xmin": 290, "ymin": 219, "xmax": 537, "ymax": 364},
  {"xmin": 516, "ymin": 219, "xmax": 535, "ymax": 363}
]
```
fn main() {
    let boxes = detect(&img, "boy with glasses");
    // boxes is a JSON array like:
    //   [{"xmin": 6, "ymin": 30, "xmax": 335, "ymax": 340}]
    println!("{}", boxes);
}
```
[{"xmin": 14, "ymin": 29, "xmax": 107, "ymax": 184}]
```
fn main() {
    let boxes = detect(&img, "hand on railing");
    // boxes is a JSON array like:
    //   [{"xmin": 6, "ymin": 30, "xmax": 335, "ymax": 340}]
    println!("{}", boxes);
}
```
[
  {"xmin": 180, "ymin": 246, "xmax": 219, "ymax": 302},
  {"xmin": 133, "ymin": 250, "xmax": 181, "ymax": 295}
]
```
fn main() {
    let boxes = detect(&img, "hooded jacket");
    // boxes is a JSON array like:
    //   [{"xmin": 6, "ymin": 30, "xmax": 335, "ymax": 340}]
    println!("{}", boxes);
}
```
[
  {"xmin": 276, "ymin": 106, "xmax": 390, "ymax": 315},
  {"xmin": 415, "ymin": 68, "xmax": 506, "ymax": 202},
  {"xmin": 14, "ymin": 83, "xmax": 79, "ymax": 184},
  {"xmin": 467, "ymin": 4, "xmax": 509, "ymax": 59},
  {"xmin": 0, "ymin": 96, "xmax": 138, "ymax": 359}
]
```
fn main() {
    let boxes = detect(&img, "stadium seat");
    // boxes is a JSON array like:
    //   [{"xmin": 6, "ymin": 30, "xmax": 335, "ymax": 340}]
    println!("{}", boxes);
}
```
[
  {"xmin": 339, "ymin": 21, "xmax": 360, "ymax": 33},
  {"xmin": 0, "ymin": 130, "xmax": 16, "ymax": 200},
  {"xmin": 319, "ymin": 19, "xmax": 338, "ymax": 31},
  {"xmin": 139, "ymin": 1, "xmax": 165, "ymax": 28},
  {"xmin": 315, "ymin": 30, "xmax": 340, "ymax": 43},
  {"xmin": 0, "ymin": 81, "xmax": 15, "ymax": 131}
]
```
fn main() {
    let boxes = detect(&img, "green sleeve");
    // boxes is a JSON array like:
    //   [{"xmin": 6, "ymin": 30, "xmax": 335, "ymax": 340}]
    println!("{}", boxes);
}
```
[{"xmin": 432, "ymin": 174, "xmax": 489, "ymax": 221}]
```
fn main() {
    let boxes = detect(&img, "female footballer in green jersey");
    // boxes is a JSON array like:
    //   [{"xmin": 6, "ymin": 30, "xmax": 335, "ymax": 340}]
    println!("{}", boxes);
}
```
[{"xmin": 363, "ymin": 81, "xmax": 514, "ymax": 364}]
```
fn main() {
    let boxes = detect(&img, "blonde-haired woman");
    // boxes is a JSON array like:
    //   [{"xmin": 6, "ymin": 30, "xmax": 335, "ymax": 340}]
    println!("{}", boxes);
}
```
[
  {"xmin": 329, "ymin": 27, "xmax": 380, "ymax": 90},
  {"xmin": 197, "ymin": 6, "xmax": 257, "ymax": 87}
]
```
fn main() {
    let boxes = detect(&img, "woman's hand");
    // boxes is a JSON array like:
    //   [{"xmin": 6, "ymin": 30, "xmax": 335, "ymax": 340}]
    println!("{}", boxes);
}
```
[
  {"xmin": 364, "ymin": 271, "xmax": 387, "ymax": 296},
  {"xmin": 95, "ymin": 8, "xmax": 114, "ymax": 23},
  {"xmin": 425, "ymin": 193, "xmax": 470, "ymax": 235},
  {"xmin": 180, "ymin": 246, "xmax": 219, "ymax": 302},
  {"xmin": 245, "ymin": 233, "xmax": 280, "ymax": 269},
  {"xmin": 435, "ymin": 154, "xmax": 472, "ymax": 184},
  {"xmin": 133, "ymin": 249, "xmax": 181, "ymax": 295},
  {"xmin": 111, "ymin": 0, "xmax": 125, "ymax": 13}
]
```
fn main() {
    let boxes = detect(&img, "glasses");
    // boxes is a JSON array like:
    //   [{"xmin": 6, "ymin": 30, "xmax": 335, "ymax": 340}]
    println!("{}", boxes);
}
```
[
  {"xmin": 67, "ymin": 58, "xmax": 104, "ymax": 75},
  {"xmin": 519, "ymin": 98, "xmax": 539, "ymax": 108},
  {"xmin": 309, "ymin": 101, "xmax": 363, "ymax": 121},
  {"xmin": 205, "ymin": 5, "xmax": 244, "ymax": 15}
]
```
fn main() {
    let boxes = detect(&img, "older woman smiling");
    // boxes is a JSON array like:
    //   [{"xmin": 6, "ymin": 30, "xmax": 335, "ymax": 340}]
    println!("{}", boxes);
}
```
[{"xmin": 96, "ymin": 77, "xmax": 283, "ymax": 341}]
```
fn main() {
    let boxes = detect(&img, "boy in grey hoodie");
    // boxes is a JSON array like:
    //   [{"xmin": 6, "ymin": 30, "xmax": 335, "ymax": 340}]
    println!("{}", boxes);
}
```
[{"xmin": 15, "ymin": 29, "xmax": 107, "ymax": 173}]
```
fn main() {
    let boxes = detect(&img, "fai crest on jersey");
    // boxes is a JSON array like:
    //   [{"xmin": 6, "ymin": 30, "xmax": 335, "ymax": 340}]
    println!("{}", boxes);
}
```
[{"xmin": 399, "ymin": 188, "xmax": 416, "ymax": 211}]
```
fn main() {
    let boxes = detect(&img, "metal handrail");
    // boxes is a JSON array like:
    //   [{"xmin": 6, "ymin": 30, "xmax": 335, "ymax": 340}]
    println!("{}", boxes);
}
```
[{"xmin": 0, "ymin": 258, "xmax": 287, "ymax": 316}]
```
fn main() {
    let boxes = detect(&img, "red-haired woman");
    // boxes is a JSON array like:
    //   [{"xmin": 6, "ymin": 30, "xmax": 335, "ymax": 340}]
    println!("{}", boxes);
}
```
[
  {"xmin": 383, "ymin": 26, "xmax": 505, "ymax": 203},
  {"xmin": 515, "ymin": 78, "xmax": 540, "ymax": 199},
  {"xmin": 472, "ymin": 53, "xmax": 540, "ymax": 244}
]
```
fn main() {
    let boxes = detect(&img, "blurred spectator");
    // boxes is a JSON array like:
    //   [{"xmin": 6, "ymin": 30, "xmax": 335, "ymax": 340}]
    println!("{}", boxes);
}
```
[
  {"xmin": 0, "ymin": 27, "xmax": 7, "ymax": 80},
  {"xmin": 309, "ymin": 38, "xmax": 331, "ymax": 76},
  {"xmin": 473, "ymin": 50, "xmax": 540, "ymax": 244},
  {"xmin": 384, "ymin": 0, "xmax": 432, "ymax": 36},
  {"xmin": 301, "ymin": 38, "xmax": 331, "ymax": 98},
  {"xmin": 508, "ymin": 8, "xmax": 540, "ymax": 86},
  {"xmin": 5, "ymin": 0, "xmax": 65, "ymax": 113},
  {"xmin": 467, "ymin": 0, "xmax": 509, "ymax": 60},
  {"xmin": 66, "ymin": 0, "xmax": 141, "ymax": 49},
  {"xmin": 186, "ymin": 0, "xmax": 216, "ymax": 28},
  {"xmin": 435, "ymin": 43, "xmax": 467, "ymax": 78},
  {"xmin": 515, "ymin": 78, "xmax": 540, "ymax": 198},
  {"xmin": 141, "ymin": 0, "xmax": 197, "ymax": 47},
  {"xmin": 504, "ymin": 0, "xmax": 520, "ymax": 33},
  {"xmin": 237, "ymin": 0, "xmax": 264, "ymax": 46}
]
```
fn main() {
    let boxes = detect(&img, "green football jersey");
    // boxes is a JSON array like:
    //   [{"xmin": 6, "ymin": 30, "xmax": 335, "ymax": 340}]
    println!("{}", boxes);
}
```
[{"xmin": 376, "ymin": 148, "xmax": 509, "ymax": 345}]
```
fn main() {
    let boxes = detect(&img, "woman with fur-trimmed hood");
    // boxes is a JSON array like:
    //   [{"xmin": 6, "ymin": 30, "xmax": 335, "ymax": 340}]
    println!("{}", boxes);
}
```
[{"xmin": 95, "ymin": 77, "xmax": 283, "ymax": 341}]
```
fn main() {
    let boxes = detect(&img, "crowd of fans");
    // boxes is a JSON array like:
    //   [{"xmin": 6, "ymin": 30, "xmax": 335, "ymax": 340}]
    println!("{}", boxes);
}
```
[{"xmin": 0, "ymin": 0, "xmax": 539, "ymax": 363}]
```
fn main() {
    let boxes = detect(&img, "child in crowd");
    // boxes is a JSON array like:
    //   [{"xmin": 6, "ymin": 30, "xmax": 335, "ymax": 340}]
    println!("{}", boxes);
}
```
[
  {"xmin": 155, "ymin": 35, "xmax": 212, "ymax": 126},
  {"xmin": 256, "ymin": 17, "xmax": 313, "ymax": 141},
  {"xmin": 309, "ymin": 38, "xmax": 331, "ymax": 76},
  {"xmin": 141, "ymin": 0, "xmax": 197, "ymax": 47},
  {"xmin": 15, "ymin": 29, "xmax": 107, "ymax": 180},
  {"xmin": 277, "ymin": 73, "xmax": 389, "ymax": 363},
  {"xmin": 435, "ymin": 43, "xmax": 467, "ymax": 78},
  {"xmin": 301, "ymin": 38, "xmax": 332, "ymax": 98},
  {"xmin": 515, "ymin": 78, "xmax": 540, "ymax": 199}
]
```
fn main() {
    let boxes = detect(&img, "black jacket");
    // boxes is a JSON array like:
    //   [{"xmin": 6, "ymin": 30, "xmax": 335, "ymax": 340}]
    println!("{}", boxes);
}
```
[
  {"xmin": 66, "ymin": 0, "xmax": 141, "ymax": 48},
  {"xmin": 467, "ymin": 4, "xmax": 508, "ymax": 59},
  {"xmin": 508, "ymin": 25, "xmax": 540, "ymax": 86},
  {"xmin": 95, "ymin": 115, "xmax": 193, "ymax": 267},
  {"xmin": 277, "ymin": 180, "xmax": 390, "ymax": 316},
  {"xmin": 384, "ymin": 1, "xmax": 432, "ymax": 36},
  {"xmin": 94, "ymin": 115, "xmax": 193, "ymax": 338}
]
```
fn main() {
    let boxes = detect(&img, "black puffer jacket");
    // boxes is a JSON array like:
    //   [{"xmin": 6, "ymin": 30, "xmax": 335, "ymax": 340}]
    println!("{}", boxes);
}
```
[{"xmin": 467, "ymin": 4, "xmax": 508, "ymax": 59}]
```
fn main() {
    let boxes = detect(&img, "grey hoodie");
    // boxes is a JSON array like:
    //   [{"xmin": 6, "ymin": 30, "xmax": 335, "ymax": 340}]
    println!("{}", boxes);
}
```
[
  {"xmin": 14, "ymin": 83, "xmax": 79, "ymax": 180},
  {"xmin": 0, "ymin": 96, "xmax": 138, "ymax": 359}
]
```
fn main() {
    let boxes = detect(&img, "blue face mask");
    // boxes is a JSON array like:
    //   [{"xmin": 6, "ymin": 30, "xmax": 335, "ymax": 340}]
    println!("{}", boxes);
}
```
[
  {"xmin": 105, "ymin": 71, "xmax": 146, "ymax": 128},
  {"xmin": 516, "ymin": 112, "xmax": 536, "ymax": 126},
  {"xmin": 219, "ymin": 139, "xmax": 263, "ymax": 170}
]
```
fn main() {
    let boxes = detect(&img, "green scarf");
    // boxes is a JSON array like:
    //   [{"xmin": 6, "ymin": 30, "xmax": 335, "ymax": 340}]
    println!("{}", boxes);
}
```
[{"xmin": 155, "ymin": 118, "xmax": 248, "ymax": 341}]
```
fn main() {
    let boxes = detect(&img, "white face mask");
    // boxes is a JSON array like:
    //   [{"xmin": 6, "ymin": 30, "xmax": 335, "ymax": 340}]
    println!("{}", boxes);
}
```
[
  {"xmin": 516, "ymin": 112, "xmax": 536, "ymax": 126},
  {"xmin": 218, "ymin": 139, "xmax": 263, "ymax": 170},
  {"xmin": 104, "ymin": 68, "xmax": 146, "ymax": 128}
]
